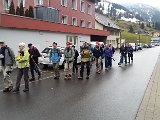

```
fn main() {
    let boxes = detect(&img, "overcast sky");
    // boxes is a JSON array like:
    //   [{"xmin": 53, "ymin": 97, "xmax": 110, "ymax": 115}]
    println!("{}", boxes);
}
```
[{"xmin": 107, "ymin": 0, "xmax": 160, "ymax": 9}]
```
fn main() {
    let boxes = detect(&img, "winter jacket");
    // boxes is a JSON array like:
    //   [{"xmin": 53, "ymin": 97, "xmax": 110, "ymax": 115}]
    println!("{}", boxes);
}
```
[
  {"xmin": 110, "ymin": 46, "xmax": 115, "ymax": 54},
  {"xmin": 120, "ymin": 46, "xmax": 128, "ymax": 55},
  {"xmin": 64, "ymin": 47, "xmax": 75, "ymax": 62},
  {"xmin": 28, "ymin": 47, "xmax": 40, "ymax": 65},
  {"xmin": 104, "ymin": 47, "xmax": 113, "ymax": 58},
  {"xmin": 74, "ymin": 49, "xmax": 79, "ymax": 59},
  {"xmin": 80, "ymin": 47, "xmax": 91, "ymax": 62},
  {"xmin": 93, "ymin": 47, "xmax": 103, "ymax": 58},
  {"xmin": 49, "ymin": 48, "xmax": 62, "ymax": 64},
  {"xmin": 16, "ymin": 49, "xmax": 29, "ymax": 69},
  {"xmin": 0, "ymin": 47, "xmax": 15, "ymax": 66},
  {"xmin": 128, "ymin": 46, "xmax": 133, "ymax": 54}
]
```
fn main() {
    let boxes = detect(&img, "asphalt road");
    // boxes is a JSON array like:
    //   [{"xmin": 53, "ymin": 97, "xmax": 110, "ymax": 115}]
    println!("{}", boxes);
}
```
[{"xmin": 0, "ymin": 47, "xmax": 160, "ymax": 120}]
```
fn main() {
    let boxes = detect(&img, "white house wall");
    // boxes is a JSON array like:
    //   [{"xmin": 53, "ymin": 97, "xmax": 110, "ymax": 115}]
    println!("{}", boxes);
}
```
[{"xmin": 0, "ymin": 28, "xmax": 90, "ymax": 53}]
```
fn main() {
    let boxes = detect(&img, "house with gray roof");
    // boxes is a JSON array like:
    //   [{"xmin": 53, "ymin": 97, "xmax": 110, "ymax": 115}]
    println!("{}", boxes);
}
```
[{"xmin": 95, "ymin": 13, "xmax": 122, "ymax": 48}]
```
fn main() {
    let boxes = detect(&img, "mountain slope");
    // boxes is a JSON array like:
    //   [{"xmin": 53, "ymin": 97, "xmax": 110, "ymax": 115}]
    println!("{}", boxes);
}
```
[{"xmin": 123, "ymin": 3, "xmax": 160, "ymax": 23}]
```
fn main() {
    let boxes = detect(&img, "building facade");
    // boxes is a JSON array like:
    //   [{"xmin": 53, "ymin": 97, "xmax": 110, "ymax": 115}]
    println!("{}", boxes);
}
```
[
  {"xmin": 0, "ymin": 0, "xmax": 109, "ymax": 53},
  {"xmin": 95, "ymin": 13, "xmax": 121, "ymax": 48},
  {"xmin": 0, "ymin": 0, "xmax": 96, "ymax": 28}
]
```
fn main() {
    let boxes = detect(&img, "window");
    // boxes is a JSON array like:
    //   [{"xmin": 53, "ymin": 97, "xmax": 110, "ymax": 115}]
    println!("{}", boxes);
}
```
[
  {"xmin": 80, "ymin": 20, "xmax": 85, "ymax": 27},
  {"xmin": 3, "ymin": 0, "xmax": 10, "ymax": 10},
  {"xmin": 88, "ymin": 22, "xmax": 92, "ymax": 28},
  {"xmin": 80, "ymin": 0, "xmax": 85, "ymax": 12},
  {"xmin": 19, "ymin": 0, "xmax": 25, "ymax": 7},
  {"xmin": 72, "ymin": 18, "xmax": 77, "ymax": 26},
  {"xmin": 35, "ymin": 0, "xmax": 43, "ymax": 5},
  {"xmin": 62, "ymin": 15, "xmax": 68, "ymax": 24},
  {"xmin": 72, "ymin": 0, "xmax": 77, "ymax": 10},
  {"xmin": 88, "ymin": 4, "xmax": 92, "ymax": 15},
  {"xmin": 61, "ymin": 0, "xmax": 67, "ymax": 7},
  {"xmin": 66, "ymin": 36, "xmax": 78, "ymax": 46}
]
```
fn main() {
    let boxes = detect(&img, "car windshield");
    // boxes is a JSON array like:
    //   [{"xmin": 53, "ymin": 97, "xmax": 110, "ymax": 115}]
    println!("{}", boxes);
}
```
[
  {"xmin": 42, "ymin": 48, "xmax": 51, "ymax": 54},
  {"xmin": 42, "ymin": 47, "xmax": 64, "ymax": 54}
]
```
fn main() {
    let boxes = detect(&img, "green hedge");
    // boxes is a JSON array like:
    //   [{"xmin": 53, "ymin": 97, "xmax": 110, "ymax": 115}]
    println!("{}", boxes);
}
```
[{"xmin": 121, "ymin": 31, "xmax": 151, "ymax": 44}]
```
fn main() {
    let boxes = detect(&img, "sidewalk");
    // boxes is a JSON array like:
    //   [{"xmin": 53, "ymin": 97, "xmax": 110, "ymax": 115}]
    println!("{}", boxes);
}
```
[{"xmin": 136, "ymin": 55, "xmax": 160, "ymax": 120}]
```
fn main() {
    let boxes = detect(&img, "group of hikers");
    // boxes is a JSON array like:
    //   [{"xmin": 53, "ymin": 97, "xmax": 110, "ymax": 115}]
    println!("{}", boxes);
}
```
[{"xmin": 0, "ymin": 40, "xmax": 133, "ymax": 93}]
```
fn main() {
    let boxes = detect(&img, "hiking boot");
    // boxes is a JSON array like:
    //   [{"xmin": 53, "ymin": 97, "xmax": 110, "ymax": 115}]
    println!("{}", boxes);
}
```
[
  {"xmin": 23, "ymin": 89, "xmax": 29, "ymax": 92},
  {"xmin": 64, "ymin": 75, "xmax": 68, "ymax": 80},
  {"xmin": 54, "ymin": 76, "xmax": 59, "ymax": 80},
  {"xmin": 12, "ymin": 89, "xmax": 19, "ymax": 93},
  {"xmin": 30, "ymin": 78, "xmax": 35, "ymax": 82},
  {"xmin": 38, "ymin": 75, "xmax": 41, "ymax": 80},
  {"xmin": 3, "ymin": 88, "xmax": 10, "ymax": 93},
  {"xmin": 118, "ymin": 63, "xmax": 121, "ymax": 65},
  {"xmin": 86, "ymin": 76, "xmax": 89, "ymax": 79},
  {"xmin": 68, "ymin": 74, "xmax": 72, "ymax": 80},
  {"xmin": 78, "ymin": 76, "xmax": 83, "ymax": 80},
  {"xmin": 8, "ymin": 85, "xmax": 13, "ymax": 91}
]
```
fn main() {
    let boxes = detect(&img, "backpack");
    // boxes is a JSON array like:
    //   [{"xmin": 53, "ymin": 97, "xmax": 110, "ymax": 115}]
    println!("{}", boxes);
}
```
[{"xmin": 51, "ymin": 48, "xmax": 61, "ymax": 63}]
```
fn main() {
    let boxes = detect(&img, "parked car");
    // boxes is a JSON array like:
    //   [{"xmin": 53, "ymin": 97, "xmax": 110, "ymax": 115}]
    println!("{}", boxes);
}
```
[
  {"xmin": 143, "ymin": 44, "xmax": 149, "ymax": 48},
  {"xmin": 39, "ymin": 46, "xmax": 81, "ymax": 68}
]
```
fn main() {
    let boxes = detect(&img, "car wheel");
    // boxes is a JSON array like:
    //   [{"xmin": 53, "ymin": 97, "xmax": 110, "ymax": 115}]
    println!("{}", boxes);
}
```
[{"xmin": 43, "ymin": 64, "xmax": 48, "ymax": 68}]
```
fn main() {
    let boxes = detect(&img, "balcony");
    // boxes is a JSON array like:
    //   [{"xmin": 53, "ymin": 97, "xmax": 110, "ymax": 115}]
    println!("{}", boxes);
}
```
[{"xmin": 0, "ymin": 14, "xmax": 109, "ymax": 36}]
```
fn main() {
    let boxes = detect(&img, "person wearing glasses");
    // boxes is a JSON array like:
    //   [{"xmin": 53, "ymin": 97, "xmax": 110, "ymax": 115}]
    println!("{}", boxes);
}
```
[{"xmin": 13, "ymin": 42, "xmax": 30, "ymax": 93}]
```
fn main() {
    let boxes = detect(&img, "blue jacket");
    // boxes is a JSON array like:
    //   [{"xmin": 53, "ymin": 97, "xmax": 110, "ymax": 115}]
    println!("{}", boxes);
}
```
[
  {"xmin": 104, "ymin": 47, "xmax": 112, "ymax": 58},
  {"xmin": 49, "ymin": 48, "xmax": 61, "ymax": 64}
]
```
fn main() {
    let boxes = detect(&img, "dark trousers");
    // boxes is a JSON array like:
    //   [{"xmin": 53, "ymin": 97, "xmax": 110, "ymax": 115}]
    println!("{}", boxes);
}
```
[
  {"xmin": 80, "ymin": 61, "xmax": 90, "ymax": 77},
  {"xmin": 73, "ymin": 58, "xmax": 78, "ymax": 73},
  {"xmin": 105, "ymin": 57, "xmax": 112, "ymax": 68},
  {"xmin": 120, "ymin": 54, "xmax": 127, "ymax": 64},
  {"xmin": 128, "ymin": 54, "xmax": 133, "ymax": 63},
  {"xmin": 16, "ymin": 68, "xmax": 29, "ymax": 90},
  {"xmin": 30, "ymin": 63, "xmax": 41, "ymax": 79}
]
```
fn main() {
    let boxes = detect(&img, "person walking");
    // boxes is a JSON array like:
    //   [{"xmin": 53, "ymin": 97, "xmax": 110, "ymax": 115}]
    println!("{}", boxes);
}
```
[
  {"xmin": 93, "ymin": 42, "xmax": 103, "ymax": 74},
  {"xmin": 72, "ymin": 45, "xmax": 79, "ymax": 73},
  {"xmin": 109, "ymin": 43, "xmax": 115, "ymax": 55},
  {"xmin": 64, "ymin": 42, "xmax": 75, "ymax": 80},
  {"xmin": 78, "ymin": 42, "xmax": 91, "ymax": 80},
  {"xmin": 118, "ymin": 43, "xmax": 128, "ymax": 66},
  {"xmin": 104, "ymin": 44, "xmax": 113, "ymax": 70},
  {"xmin": 0, "ymin": 40, "xmax": 15, "ymax": 92},
  {"xmin": 49, "ymin": 42, "xmax": 62, "ymax": 79},
  {"xmin": 13, "ymin": 42, "xmax": 30, "ymax": 93},
  {"xmin": 28, "ymin": 43, "xmax": 41, "ymax": 81},
  {"xmin": 128, "ymin": 44, "xmax": 134, "ymax": 63}
]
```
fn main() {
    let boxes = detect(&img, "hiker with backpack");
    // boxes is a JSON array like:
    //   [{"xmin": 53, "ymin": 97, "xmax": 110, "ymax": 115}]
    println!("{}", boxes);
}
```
[
  {"xmin": 72, "ymin": 45, "xmax": 79, "ymax": 74},
  {"xmin": 104, "ymin": 44, "xmax": 113, "ymax": 70},
  {"xmin": 93, "ymin": 42, "xmax": 103, "ymax": 74},
  {"xmin": 49, "ymin": 42, "xmax": 62, "ymax": 79},
  {"xmin": 118, "ymin": 43, "xmax": 128, "ymax": 66},
  {"xmin": 64, "ymin": 42, "xmax": 75, "ymax": 80},
  {"xmin": 28, "ymin": 43, "xmax": 41, "ymax": 81},
  {"xmin": 0, "ymin": 40, "xmax": 15, "ymax": 92},
  {"xmin": 128, "ymin": 44, "xmax": 134, "ymax": 63},
  {"xmin": 78, "ymin": 42, "xmax": 91, "ymax": 80}
]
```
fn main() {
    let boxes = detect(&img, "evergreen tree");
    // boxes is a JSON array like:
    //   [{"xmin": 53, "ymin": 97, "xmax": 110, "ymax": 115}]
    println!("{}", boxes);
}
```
[
  {"xmin": 9, "ymin": 0, "xmax": 15, "ymax": 15},
  {"xmin": 19, "ymin": 3, "xmax": 24, "ymax": 16},
  {"xmin": 28, "ymin": 6, "xmax": 34, "ymax": 18},
  {"xmin": 128, "ymin": 25, "xmax": 134, "ymax": 33},
  {"xmin": 16, "ymin": 6, "xmax": 20, "ymax": 15},
  {"xmin": 25, "ymin": 9, "xmax": 29, "ymax": 17},
  {"xmin": 140, "ymin": 23, "xmax": 145, "ymax": 29}
]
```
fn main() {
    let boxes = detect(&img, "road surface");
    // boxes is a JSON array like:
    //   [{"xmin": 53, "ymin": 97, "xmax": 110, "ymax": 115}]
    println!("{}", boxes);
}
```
[{"xmin": 0, "ymin": 47, "xmax": 160, "ymax": 120}]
